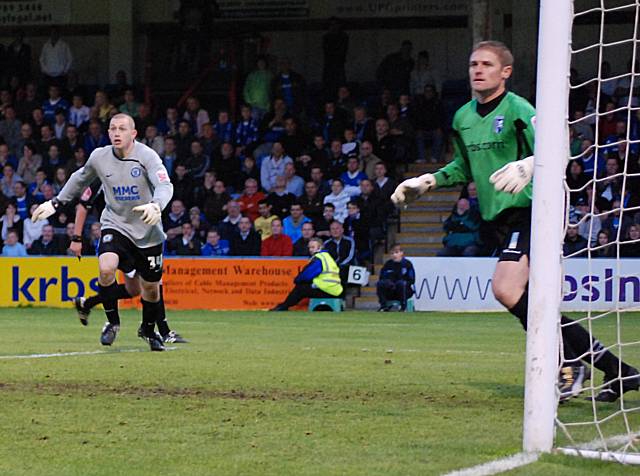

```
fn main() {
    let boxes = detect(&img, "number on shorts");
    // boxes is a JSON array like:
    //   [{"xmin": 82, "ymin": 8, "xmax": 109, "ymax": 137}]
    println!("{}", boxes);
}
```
[{"xmin": 147, "ymin": 255, "xmax": 163, "ymax": 271}]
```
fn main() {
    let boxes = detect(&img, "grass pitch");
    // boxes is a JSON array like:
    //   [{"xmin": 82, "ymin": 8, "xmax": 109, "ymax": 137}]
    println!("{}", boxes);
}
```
[{"xmin": 0, "ymin": 308, "xmax": 639, "ymax": 475}]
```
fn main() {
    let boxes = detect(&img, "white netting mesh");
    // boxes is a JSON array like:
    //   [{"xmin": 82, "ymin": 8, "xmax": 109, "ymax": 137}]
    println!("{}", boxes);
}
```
[{"xmin": 558, "ymin": 0, "xmax": 640, "ymax": 462}]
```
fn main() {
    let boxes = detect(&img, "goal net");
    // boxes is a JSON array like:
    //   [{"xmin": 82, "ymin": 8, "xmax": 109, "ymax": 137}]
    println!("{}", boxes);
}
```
[{"xmin": 531, "ymin": 0, "xmax": 640, "ymax": 464}]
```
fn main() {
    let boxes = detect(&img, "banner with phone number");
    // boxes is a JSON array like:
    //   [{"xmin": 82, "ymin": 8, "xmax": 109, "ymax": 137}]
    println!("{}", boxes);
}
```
[{"xmin": 0, "ymin": 257, "xmax": 307, "ymax": 310}]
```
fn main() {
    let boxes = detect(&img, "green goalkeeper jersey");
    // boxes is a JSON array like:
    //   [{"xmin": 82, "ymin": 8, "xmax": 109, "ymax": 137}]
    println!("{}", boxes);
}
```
[{"xmin": 433, "ymin": 91, "xmax": 535, "ymax": 221}]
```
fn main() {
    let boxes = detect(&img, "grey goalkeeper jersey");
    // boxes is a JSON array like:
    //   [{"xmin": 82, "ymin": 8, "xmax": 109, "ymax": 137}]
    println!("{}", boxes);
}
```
[{"xmin": 57, "ymin": 142, "xmax": 174, "ymax": 248}]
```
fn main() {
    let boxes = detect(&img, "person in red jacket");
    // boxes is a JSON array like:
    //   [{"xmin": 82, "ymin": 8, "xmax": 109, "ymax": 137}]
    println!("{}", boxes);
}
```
[
  {"xmin": 237, "ymin": 178, "xmax": 265, "ymax": 222},
  {"xmin": 261, "ymin": 218, "xmax": 293, "ymax": 256}
]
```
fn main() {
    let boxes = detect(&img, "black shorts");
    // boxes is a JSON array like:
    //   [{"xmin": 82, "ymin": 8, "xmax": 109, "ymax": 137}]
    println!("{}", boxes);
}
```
[
  {"xmin": 487, "ymin": 207, "xmax": 532, "ymax": 262},
  {"xmin": 98, "ymin": 229, "xmax": 164, "ymax": 282}
]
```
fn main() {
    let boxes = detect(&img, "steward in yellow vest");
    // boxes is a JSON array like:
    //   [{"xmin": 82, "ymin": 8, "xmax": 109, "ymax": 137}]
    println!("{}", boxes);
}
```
[{"xmin": 270, "ymin": 237, "xmax": 343, "ymax": 311}]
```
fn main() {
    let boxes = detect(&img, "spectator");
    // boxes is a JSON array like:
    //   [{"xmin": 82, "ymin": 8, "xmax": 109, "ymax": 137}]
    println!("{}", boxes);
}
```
[
  {"xmin": 293, "ymin": 221, "xmax": 315, "ymax": 257},
  {"xmin": 167, "ymin": 222, "xmax": 202, "ymax": 256},
  {"xmin": 1, "ymin": 228, "xmax": 27, "ymax": 257},
  {"xmin": 376, "ymin": 40, "xmax": 414, "ymax": 95},
  {"xmin": 260, "ymin": 142, "xmax": 293, "ymax": 192},
  {"xmin": 239, "ymin": 155, "xmax": 261, "ymax": 190},
  {"xmin": 352, "ymin": 106, "xmax": 375, "ymax": 144},
  {"xmin": 1, "ymin": 164, "xmax": 21, "ymax": 197},
  {"xmin": 175, "ymin": 120, "xmax": 194, "ymax": 160},
  {"xmin": 157, "ymin": 106, "xmax": 179, "ymax": 137},
  {"xmin": 269, "ymin": 237, "xmax": 343, "ymax": 311},
  {"xmin": 281, "ymin": 117, "xmax": 307, "ymax": 162},
  {"xmin": 83, "ymin": 120, "xmax": 109, "ymax": 156},
  {"xmin": 0, "ymin": 105, "xmax": 21, "ymax": 155},
  {"xmin": 343, "ymin": 200, "xmax": 370, "ymax": 262},
  {"xmin": 411, "ymin": 50, "xmax": 442, "ymax": 95},
  {"xmin": 310, "ymin": 165, "xmax": 331, "ymax": 196},
  {"xmin": 134, "ymin": 104, "xmax": 154, "ymax": 138},
  {"xmin": 212, "ymin": 142, "xmax": 240, "ymax": 191},
  {"xmin": 118, "ymin": 89, "xmax": 140, "ymax": 117},
  {"xmin": 141, "ymin": 125, "xmax": 164, "ymax": 156},
  {"xmin": 27, "ymin": 169, "xmax": 48, "ymax": 203},
  {"xmin": 258, "ymin": 98, "xmax": 288, "ymax": 148},
  {"xmin": 201, "ymin": 228, "xmax": 230, "ymax": 256},
  {"xmin": 60, "ymin": 124, "xmax": 82, "ymax": 159},
  {"xmin": 183, "ymin": 96, "xmax": 210, "ymax": 137},
  {"xmin": 261, "ymin": 218, "xmax": 293, "ymax": 256},
  {"xmin": 200, "ymin": 179, "xmax": 230, "ymax": 226},
  {"xmin": 14, "ymin": 123, "xmax": 32, "ymax": 160},
  {"xmin": 42, "ymin": 85, "xmax": 69, "ymax": 124},
  {"xmin": 16, "ymin": 143, "xmax": 42, "ymax": 184},
  {"xmin": 322, "ymin": 18, "xmax": 349, "ymax": 95},
  {"xmin": 303, "ymin": 135, "xmax": 331, "ymax": 177},
  {"xmin": 184, "ymin": 139, "xmax": 210, "ymax": 180},
  {"xmin": 575, "ymin": 197, "xmax": 601, "ymax": 245},
  {"xmin": 621, "ymin": 224, "xmax": 640, "ymax": 257},
  {"xmin": 28, "ymin": 224, "xmax": 62, "ymax": 255},
  {"xmin": 68, "ymin": 94, "xmax": 90, "ymax": 130},
  {"xmin": 283, "ymin": 202, "xmax": 311, "ymax": 244},
  {"xmin": 359, "ymin": 140, "xmax": 383, "ymax": 180},
  {"xmin": 22, "ymin": 203, "xmax": 46, "ymax": 248},
  {"xmin": 39, "ymin": 27, "xmax": 73, "ymax": 88},
  {"xmin": 200, "ymin": 122, "xmax": 220, "ymax": 160},
  {"xmin": 564, "ymin": 220, "xmax": 588, "ymax": 257},
  {"xmin": 30, "ymin": 107, "xmax": 46, "ymax": 139},
  {"xmin": 336, "ymin": 85, "xmax": 356, "ymax": 121},
  {"xmin": 327, "ymin": 138, "xmax": 348, "ymax": 180},
  {"xmin": 387, "ymin": 103, "xmax": 415, "ymax": 141},
  {"xmin": 0, "ymin": 144, "xmax": 16, "ymax": 171},
  {"xmin": 171, "ymin": 163, "xmax": 194, "ymax": 207},
  {"xmin": 597, "ymin": 157, "xmax": 623, "ymax": 201},
  {"xmin": 218, "ymin": 200, "xmax": 243, "ymax": 241},
  {"xmin": 324, "ymin": 220, "xmax": 356, "ymax": 284},
  {"xmin": 413, "ymin": 84, "xmax": 446, "ymax": 163},
  {"xmin": 230, "ymin": 216, "xmax": 261, "ymax": 256},
  {"xmin": 235, "ymin": 104, "xmax": 259, "ymax": 154},
  {"xmin": 189, "ymin": 206, "xmax": 209, "ymax": 242},
  {"xmin": 572, "ymin": 109, "xmax": 594, "ymax": 142},
  {"xmin": 372, "ymin": 118, "xmax": 396, "ymax": 165},
  {"xmin": 1, "ymin": 202, "xmax": 22, "ymax": 241},
  {"xmin": 237, "ymin": 178, "xmax": 265, "ymax": 222},
  {"xmin": 253, "ymin": 199, "xmax": 277, "ymax": 241},
  {"xmin": 358, "ymin": 179, "xmax": 384, "ymax": 240},
  {"xmin": 376, "ymin": 244, "xmax": 415, "ymax": 311},
  {"xmin": 437, "ymin": 198, "xmax": 481, "ymax": 257},
  {"xmin": 299, "ymin": 181, "xmax": 325, "ymax": 223},
  {"xmin": 284, "ymin": 162, "xmax": 304, "ymax": 197},
  {"xmin": 163, "ymin": 199, "xmax": 189, "ymax": 241},
  {"xmin": 320, "ymin": 99, "xmax": 348, "ymax": 143},
  {"xmin": 315, "ymin": 203, "xmax": 335, "ymax": 239},
  {"xmin": 37, "ymin": 124, "xmax": 58, "ymax": 157},
  {"xmin": 323, "ymin": 179, "xmax": 350, "ymax": 223},
  {"xmin": 91, "ymin": 91, "xmax": 117, "ymax": 127},
  {"xmin": 340, "ymin": 156, "xmax": 367, "ymax": 197},
  {"xmin": 50, "ymin": 169, "xmax": 66, "ymax": 194},
  {"xmin": 52, "ymin": 109, "xmax": 68, "ymax": 140},
  {"xmin": 12, "ymin": 181, "xmax": 32, "ymax": 220},
  {"xmin": 373, "ymin": 162, "xmax": 396, "ymax": 202},
  {"xmin": 266, "ymin": 175, "xmax": 296, "ymax": 218},
  {"xmin": 566, "ymin": 159, "xmax": 589, "ymax": 205},
  {"xmin": 15, "ymin": 83, "xmax": 38, "ymax": 122},
  {"xmin": 578, "ymin": 138, "xmax": 604, "ymax": 177},
  {"xmin": 161, "ymin": 136, "xmax": 178, "ymax": 177},
  {"xmin": 594, "ymin": 229, "xmax": 615, "ymax": 258},
  {"xmin": 272, "ymin": 57, "xmax": 306, "ymax": 115},
  {"xmin": 6, "ymin": 32, "xmax": 31, "ymax": 83},
  {"xmin": 243, "ymin": 55, "xmax": 273, "ymax": 120},
  {"xmin": 214, "ymin": 110, "xmax": 234, "ymax": 144},
  {"xmin": 87, "ymin": 222, "xmax": 102, "ymax": 256}
]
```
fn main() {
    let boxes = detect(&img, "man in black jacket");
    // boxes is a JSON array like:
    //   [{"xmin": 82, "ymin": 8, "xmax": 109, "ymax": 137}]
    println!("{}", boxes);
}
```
[
  {"xmin": 376, "ymin": 244, "xmax": 415, "ymax": 311},
  {"xmin": 323, "ymin": 220, "xmax": 355, "ymax": 284},
  {"xmin": 230, "ymin": 216, "xmax": 261, "ymax": 256}
]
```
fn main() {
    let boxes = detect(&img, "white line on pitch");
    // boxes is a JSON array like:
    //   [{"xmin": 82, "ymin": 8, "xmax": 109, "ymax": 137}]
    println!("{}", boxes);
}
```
[
  {"xmin": 0, "ymin": 347, "xmax": 178, "ymax": 360},
  {"xmin": 442, "ymin": 452, "xmax": 539, "ymax": 476}
]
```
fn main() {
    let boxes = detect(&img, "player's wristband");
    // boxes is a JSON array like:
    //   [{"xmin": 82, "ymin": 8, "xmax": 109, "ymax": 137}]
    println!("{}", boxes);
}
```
[{"xmin": 71, "ymin": 235, "xmax": 83, "ymax": 243}]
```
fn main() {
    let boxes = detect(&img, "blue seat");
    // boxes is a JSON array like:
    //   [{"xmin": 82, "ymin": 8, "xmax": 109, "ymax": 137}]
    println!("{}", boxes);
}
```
[{"xmin": 309, "ymin": 298, "xmax": 344, "ymax": 312}]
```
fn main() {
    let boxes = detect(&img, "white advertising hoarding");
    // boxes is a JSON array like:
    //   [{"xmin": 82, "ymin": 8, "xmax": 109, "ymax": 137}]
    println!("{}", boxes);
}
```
[{"xmin": 410, "ymin": 257, "xmax": 640, "ymax": 312}]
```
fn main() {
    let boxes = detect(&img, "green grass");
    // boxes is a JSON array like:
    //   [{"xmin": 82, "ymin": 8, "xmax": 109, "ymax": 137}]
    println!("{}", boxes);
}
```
[{"xmin": 0, "ymin": 308, "xmax": 639, "ymax": 475}]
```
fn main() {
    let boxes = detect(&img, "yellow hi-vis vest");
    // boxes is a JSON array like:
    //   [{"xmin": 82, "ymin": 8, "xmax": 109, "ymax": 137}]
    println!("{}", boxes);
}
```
[{"xmin": 312, "ymin": 251, "xmax": 343, "ymax": 296}]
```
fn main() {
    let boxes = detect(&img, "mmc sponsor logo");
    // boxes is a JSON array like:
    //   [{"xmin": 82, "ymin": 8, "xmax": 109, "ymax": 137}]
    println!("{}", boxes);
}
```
[
  {"xmin": 11, "ymin": 266, "xmax": 99, "ymax": 302},
  {"xmin": 112, "ymin": 185, "xmax": 141, "ymax": 201}
]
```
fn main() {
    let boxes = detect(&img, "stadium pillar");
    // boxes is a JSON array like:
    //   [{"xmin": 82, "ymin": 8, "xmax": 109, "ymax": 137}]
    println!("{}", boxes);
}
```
[
  {"xmin": 510, "ymin": 0, "xmax": 538, "ymax": 100},
  {"xmin": 108, "ymin": 0, "xmax": 134, "ymax": 83}
]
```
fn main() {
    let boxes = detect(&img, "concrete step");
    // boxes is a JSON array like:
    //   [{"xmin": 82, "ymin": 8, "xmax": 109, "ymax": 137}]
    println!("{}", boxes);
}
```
[
  {"xmin": 398, "ymin": 223, "xmax": 443, "ymax": 232},
  {"xmin": 401, "ymin": 210, "xmax": 447, "ymax": 223},
  {"xmin": 353, "ymin": 295, "xmax": 380, "ymax": 310},
  {"xmin": 395, "ymin": 232, "xmax": 444, "ymax": 244}
]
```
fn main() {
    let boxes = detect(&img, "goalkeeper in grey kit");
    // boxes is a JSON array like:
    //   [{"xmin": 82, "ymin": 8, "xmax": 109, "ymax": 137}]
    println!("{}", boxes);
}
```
[
  {"xmin": 32, "ymin": 113, "xmax": 173, "ymax": 351},
  {"xmin": 392, "ymin": 41, "xmax": 638, "ymax": 402}
]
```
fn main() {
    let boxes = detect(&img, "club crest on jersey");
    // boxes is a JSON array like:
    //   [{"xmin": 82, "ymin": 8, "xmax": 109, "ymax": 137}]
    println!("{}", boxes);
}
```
[
  {"xmin": 130, "ymin": 167, "xmax": 142, "ymax": 177},
  {"xmin": 102, "ymin": 234, "xmax": 113, "ymax": 243},
  {"xmin": 494, "ymin": 116, "xmax": 505, "ymax": 134}
]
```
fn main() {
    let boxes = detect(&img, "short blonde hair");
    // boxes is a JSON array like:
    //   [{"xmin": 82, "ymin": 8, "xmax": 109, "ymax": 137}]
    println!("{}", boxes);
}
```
[{"xmin": 472, "ymin": 40, "xmax": 514, "ymax": 67}]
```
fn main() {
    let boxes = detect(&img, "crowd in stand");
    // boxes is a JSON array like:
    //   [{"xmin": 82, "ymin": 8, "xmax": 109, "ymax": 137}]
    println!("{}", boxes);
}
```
[{"xmin": 1, "ymin": 26, "xmax": 639, "ymax": 263}]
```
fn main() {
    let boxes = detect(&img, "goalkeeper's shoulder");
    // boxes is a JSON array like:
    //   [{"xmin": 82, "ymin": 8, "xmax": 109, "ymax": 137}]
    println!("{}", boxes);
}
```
[{"xmin": 506, "ymin": 92, "xmax": 536, "ymax": 117}]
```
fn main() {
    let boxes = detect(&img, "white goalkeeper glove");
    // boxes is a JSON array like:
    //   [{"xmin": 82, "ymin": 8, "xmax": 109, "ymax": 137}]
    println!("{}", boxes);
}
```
[
  {"xmin": 391, "ymin": 173, "xmax": 437, "ymax": 208},
  {"xmin": 489, "ymin": 156, "xmax": 534, "ymax": 194},
  {"xmin": 132, "ymin": 202, "xmax": 162, "ymax": 225},
  {"xmin": 31, "ymin": 198, "xmax": 59, "ymax": 222}
]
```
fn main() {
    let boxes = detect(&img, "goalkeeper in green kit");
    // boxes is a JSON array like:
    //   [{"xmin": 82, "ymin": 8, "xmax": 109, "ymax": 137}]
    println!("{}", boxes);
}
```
[{"xmin": 392, "ymin": 40, "xmax": 639, "ymax": 403}]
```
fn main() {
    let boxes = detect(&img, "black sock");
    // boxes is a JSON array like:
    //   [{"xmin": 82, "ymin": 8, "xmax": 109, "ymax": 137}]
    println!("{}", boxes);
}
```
[
  {"xmin": 508, "ymin": 289, "xmax": 529, "ymax": 330},
  {"xmin": 561, "ymin": 315, "xmax": 633, "ymax": 378},
  {"xmin": 141, "ymin": 299, "xmax": 161, "ymax": 336},
  {"xmin": 156, "ymin": 285, "xmax": 170, "ymax": 337},
  {"xmin": 103, "ymin": 299, "xmax": 120, "ymax": 326},
  {"xmin": 86, "ymin": 284, "xmax": 132, "ymax": 310}
]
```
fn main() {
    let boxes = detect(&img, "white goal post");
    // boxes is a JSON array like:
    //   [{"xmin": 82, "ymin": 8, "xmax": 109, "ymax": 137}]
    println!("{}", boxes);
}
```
[{"xmin": 524, "ymin": 0, "xmax": 573, "ymax": 453}]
